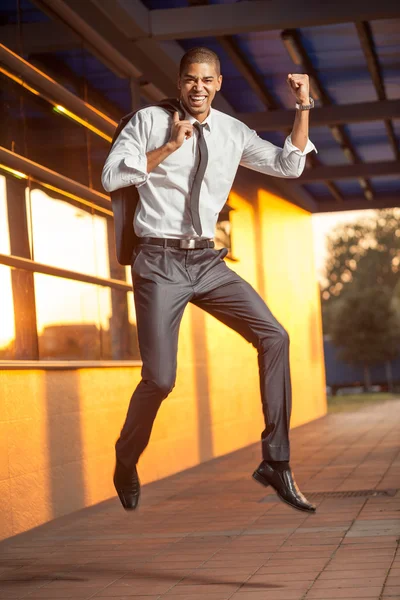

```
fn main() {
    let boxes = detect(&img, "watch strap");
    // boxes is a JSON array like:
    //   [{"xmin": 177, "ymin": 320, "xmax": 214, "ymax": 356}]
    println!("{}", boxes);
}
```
[{"xmin": 296, "ymin": 97, "xmax": 314, "ymax": 111}]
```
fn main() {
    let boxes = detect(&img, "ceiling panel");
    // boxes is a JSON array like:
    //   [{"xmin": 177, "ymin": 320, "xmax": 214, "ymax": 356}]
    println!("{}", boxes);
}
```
[
  {"xmin": 346, "ymin": 121, "xmax": 395, "ymax": 162},
  {"xmin": 1, "ymin": 0, "xmax": 399, "ymax": 209},
  {"xmin": 303, "ymin": 182, "xmax": 335, "ymax": 199},
  {"xmin": 370, "ymin": 175, "xmax": 400, "ymax": 194},
  {"xmin": 232, "ymin": 31, "xmax": 298, "ymax": 109},
  {"xmin": 299, "ymin": 23, "xmax": 377, "ymax": 104},
  {"xmin": 334, "ymin": 179, "xmax": 364, "ymax": 196},
  {"xmin": 308, "ymin": 127, "xmax": 346, "ymax": 166},
  {"xmin": 369, "ymin": 19, "xmax": 400, "ymax": 100}
]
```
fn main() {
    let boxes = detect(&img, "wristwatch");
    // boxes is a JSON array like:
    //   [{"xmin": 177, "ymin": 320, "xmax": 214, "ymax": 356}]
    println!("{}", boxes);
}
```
[{"xmin": 296, "ymin": 97, "xmax": 314, "ymax": 111}]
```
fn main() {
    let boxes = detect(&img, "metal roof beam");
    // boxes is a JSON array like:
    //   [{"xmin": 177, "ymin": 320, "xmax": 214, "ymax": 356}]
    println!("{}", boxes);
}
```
[
  {"xmin": 316, "ymin": 195, "xmax": 400, "ymax": 213},
  {"xmin": 280, "ymin": 29, "xmax": 345, "ymax": 203},
  {"xmin": 0, "ymin": 145, "xmax": 111, "ymax": 212},
  {"xmin": 216, "ymin": 37, "xmax": 335, "ymax": 204},
  {"xmin": 33, "ymin": 0, "xmax": 235, "ymax": 114},
  {"xmin": 102, "ymin": 0, "xmax": 235, "ymax": 115},
  {"xmin": 296, "ymin": 160, "xmax": 400, "ymax": 182},
  {"xmin": 0, "ymin": 43, "xmax": 117, "ymax": 138},
  {"xmin": 238, "ymin": 99, "xmax": 400, "ymax": 131},
  {"xmin": 186, "ymin": 2, "xmax": 317, "ymax": 204},
  {"xmin": 215, "ymin": 36, "xmax": 280, "ymax": 110},
  {"xmin": 91, "ymin": 0, "xmax": 150, "ymax": 40},
  {"xmin": 33, "ymin": 0, "xmax": 170, "ymax": 101},
  {"xmin": 29, "ymin": 53, "xmax": 122, "ymax": 122},
  {"xmin": 356, "ymin": 20, "xmax": 400, "ymax": 161},
  {"xmin": 281, "ymin": 28, "xmax": 375, "ymax": 202},
  {"xmin": 150, "ymin": 0, "xmax": 400, "ymax": 40},
  {"xmin": 0, "ymin": 21, "xmax": 80, "ymax": 54},
  {"xmin": 26, "ymin": 0, "xmax": 317, "ymax": 211}
]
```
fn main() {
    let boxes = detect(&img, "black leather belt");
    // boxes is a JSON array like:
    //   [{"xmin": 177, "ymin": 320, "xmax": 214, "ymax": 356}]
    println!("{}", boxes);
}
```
[{"xmin": 138, "ymin": 237, "xmax": 215, "ymax": 249}]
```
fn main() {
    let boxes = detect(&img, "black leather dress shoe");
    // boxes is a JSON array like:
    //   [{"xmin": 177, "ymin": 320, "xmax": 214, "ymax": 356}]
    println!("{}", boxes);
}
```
[
  {"xmin": 113, "ymin": 459, "xmax": 140, "ymax": 510},
  {"xmin": 253, "ymin": 461, "xmax": 316, "ymax": 513}
]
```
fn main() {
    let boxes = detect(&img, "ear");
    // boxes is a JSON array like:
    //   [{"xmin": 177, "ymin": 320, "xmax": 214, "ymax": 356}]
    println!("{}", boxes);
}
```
[
  {"xmin": 177, "ymin": 75, "xmax": 182, "ymax": 91},
  {"xmin": 216, "ymin": 74, "xmax": 223, "ymax": 92}
]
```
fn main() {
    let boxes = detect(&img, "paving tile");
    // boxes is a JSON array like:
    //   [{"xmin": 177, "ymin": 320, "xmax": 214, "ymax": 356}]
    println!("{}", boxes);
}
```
[
  {"xmin": 21, "ymin": 589, "xmax": 103, "ymax": 598},
  {"xmin": 230, "ymin": 591, "xmax": 304, "ymax": 600},
  {"xmin": 311, "ymin": 577, "xmax": 386, "ymax": 589},
  {"xmin": 324, "ymin": 559, "xmax": 393, "ymax": 571},
  {"xmin": 240, "ymin": 579, "xmax": 311, "ymax": 591},
  {"xmin": 248, "ymin": 571, "xmax": 318, "ymax": 583},
  {"xmin": 381, "ymin": 586, "xmax": 400, "ymax": 597},
  {"xmin": 305, "ymin": 586, "xmax": 383, "ymax": 598},
  {"xmin": 162, "ymin": 583, "xmax": 240, "ymax": 595},
  {"xmin": 91, "ymin": 597, "xmax": 161, "ymax": 600},
  {"xmin": 258, "ymin": 565, "xmax": 321, "ymax": 574},
  {"xmin": 319, "ymin": 568, "xmax": 388, "ymax": 579},
  {"xmin": 161, "ymin": 594, "xmax": 229, "ymax": 600},
  {"xmin": 1, "ymin": 401, "xmax": 399, "ymax": 600}
]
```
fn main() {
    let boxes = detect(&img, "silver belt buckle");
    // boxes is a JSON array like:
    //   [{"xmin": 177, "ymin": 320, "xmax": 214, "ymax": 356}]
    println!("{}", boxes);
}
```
[{"xmin": 179, "ymin": 239, "xmax": 197, "ymax": 249}]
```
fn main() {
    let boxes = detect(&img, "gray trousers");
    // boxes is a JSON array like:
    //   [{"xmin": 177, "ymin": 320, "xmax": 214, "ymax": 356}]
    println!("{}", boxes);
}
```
[{"xmin": 116, "ymin": 243, "xmax": 292, "ymax": 469}]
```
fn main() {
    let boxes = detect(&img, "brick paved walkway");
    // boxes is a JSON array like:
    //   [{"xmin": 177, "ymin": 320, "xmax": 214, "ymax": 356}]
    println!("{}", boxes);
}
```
[{"xmin": 1, "ymin": 400, "xmax": 399, "ymax": 600}]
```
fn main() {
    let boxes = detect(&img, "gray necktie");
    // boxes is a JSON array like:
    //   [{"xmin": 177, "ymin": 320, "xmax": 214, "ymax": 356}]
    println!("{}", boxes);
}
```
[{"xmin": 190, "ymin": 122, "xmax": 209, "ymax": 236}]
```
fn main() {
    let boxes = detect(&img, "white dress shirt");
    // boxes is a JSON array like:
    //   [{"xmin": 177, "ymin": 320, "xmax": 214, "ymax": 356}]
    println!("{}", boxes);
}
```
[{"xmin": 102, "ymin": 106, "xmax": 316, "ymax": 240}]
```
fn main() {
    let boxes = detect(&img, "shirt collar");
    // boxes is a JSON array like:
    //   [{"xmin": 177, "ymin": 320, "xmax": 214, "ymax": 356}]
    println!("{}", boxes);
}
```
[{"xmin": 181, "ymin": 102, "xmax": 213, "ymax": 130}]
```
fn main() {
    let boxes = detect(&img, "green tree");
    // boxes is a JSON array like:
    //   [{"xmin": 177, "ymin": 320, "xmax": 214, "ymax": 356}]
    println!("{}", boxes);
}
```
[
  {"xmin": 329, "ymin": 286, "xmax": 400, "ymax": 391},
  {"xmin": 321, "ymin": 208, "xmax": 400, "ymax": 333}
]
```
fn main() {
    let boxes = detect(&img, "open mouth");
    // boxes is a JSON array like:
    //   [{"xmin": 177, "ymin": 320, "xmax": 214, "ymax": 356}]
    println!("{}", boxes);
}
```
[{"xmin": 189, "ymin": 95, "xmax": 207, "ymax": 107}]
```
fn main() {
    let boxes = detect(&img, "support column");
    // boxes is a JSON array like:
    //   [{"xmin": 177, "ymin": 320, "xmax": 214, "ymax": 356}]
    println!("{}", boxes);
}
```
[{"xmin": 6, "ymin": 177, "xmax": 39, "ymax": 359}]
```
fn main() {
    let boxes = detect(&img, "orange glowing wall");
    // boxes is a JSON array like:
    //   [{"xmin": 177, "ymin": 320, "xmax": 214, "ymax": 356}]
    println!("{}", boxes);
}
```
[
  {"xmin": 254, "ymin": 190, "xmax": 327, "ymax": 426},
  {"xmin": 0, "ymin": 184, "xmax": 326, "ymax": 540}
]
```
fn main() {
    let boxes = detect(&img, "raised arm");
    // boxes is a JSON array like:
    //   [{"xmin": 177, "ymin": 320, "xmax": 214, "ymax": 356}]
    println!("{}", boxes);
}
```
[
  {"xmin": 240, "ymin": 73, "xmax": 316, "ymax": 179},
  {"xmin": 287, "ymin": 73, "xmax": 311, "ymax": 153}
]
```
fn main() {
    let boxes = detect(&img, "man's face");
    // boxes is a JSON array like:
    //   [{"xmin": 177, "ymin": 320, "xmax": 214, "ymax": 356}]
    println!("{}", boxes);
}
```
[{"xmin": 178, "ymin": 62, "xmax": 222, "ymax": 121}]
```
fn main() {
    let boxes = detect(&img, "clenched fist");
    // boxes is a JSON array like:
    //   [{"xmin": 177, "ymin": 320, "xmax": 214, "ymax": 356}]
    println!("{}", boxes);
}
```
[
  {"xmin": 287, "ymin": 74, "xmax": 310, "ymax": 105},
  {"xmin": 168, "ymin": 111, "xmax": 193, "ymax": 151}
]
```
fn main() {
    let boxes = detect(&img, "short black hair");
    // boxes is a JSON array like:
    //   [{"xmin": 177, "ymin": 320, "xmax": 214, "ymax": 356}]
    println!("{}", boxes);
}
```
[{"xmin": 179, "ymin": 47, "xmax": 221, "ymax": 76}]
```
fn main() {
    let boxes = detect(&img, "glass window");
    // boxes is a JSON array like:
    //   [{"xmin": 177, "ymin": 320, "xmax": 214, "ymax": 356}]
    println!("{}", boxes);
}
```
[
  {"xmin": 0, "ymin": 175, "xmax": 11, "ymax": 255},
  {"xmin": 0, "ymin": 69, "xmax": 112, "ymax": 191},
  {"xmin": 0, "ymin": 265, "xmax": 15, "ymax": 359},
  {"xmin": 34, "ymin": 274, "xmax": 112, "ymax": 360},
  {"xmin": 33, "ymin": 274, "xmax": 140, "ymax": 361},
  {"xmin": 86, "ymin": 131, "xmax": 114, "ymax": 194},
  {"xmin": 27, "ymin": 187, "xmax": 111, "ymax": 278},
  {"xmin": 0, "ymin": 72, "xmax": 90, "ymax": 185}
]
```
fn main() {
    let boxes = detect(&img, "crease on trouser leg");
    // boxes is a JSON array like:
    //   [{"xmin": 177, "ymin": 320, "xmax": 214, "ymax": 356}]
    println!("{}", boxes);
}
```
[
  {"xmin": 258, "ymin": 327, "xmax": 292, "ymax": 462},
  {"xmin": 115, "ymin": 376, "xmax": 175, "ymax": 470}
]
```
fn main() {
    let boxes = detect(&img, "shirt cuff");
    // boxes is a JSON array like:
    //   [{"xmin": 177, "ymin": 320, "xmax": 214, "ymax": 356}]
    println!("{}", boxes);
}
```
[
  {"xmin": 122, "ymin": 155, "xmax": 149, "ymax": 187},
  {"xmin": 284, "ymin": 134, "xmax": 317, "ymax": 157}
]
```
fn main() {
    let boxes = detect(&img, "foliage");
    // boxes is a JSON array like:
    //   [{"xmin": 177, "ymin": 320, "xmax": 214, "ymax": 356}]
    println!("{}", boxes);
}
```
[
  {"xmin": 329, "ymin": 286, "xmax": 400, "ymax": 368},
  {"xmin": 321, "ymin": 208, "xmax": 400, "ymax": 304},
  {"xmin": 321, "ymin": 208, "xmax": 400, "ymax": 336}
]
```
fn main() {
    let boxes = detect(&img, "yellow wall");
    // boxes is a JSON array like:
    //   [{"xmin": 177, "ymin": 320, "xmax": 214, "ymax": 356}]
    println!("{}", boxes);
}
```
[
  {"xmin": 0, "ymin": 186, "xmax": 326, "ymax": 541},
  {"xmin": 255, "ymin": 190, "xmax": 327, "ymax": 427}
]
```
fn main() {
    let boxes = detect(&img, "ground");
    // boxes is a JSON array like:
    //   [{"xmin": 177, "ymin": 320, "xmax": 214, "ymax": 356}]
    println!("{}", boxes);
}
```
[{"xmin": 0, "ymin": 398, "xmax": 399, "ymax": 600}]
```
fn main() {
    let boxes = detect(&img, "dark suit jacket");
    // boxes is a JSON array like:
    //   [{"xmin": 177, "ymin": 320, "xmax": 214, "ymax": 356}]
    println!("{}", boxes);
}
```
[{"xmin": 108, "ymin": 98, "xmax": 185, "ymax": 265}]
